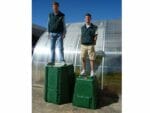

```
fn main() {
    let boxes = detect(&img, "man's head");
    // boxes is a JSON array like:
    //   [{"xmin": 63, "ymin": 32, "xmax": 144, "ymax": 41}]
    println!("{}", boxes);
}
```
[
  {"xmin": 85, "ymin": 13, "xmax": 92, "ymax": 24},
  {"xmin": 52, "ymin": 1, "xmax": 59, "ymax": 13}
]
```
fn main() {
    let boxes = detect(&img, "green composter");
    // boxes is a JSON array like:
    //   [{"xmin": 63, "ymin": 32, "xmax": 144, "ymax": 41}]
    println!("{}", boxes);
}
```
[
  {"xmin": 73, "ymin": 76, "xmax": 99, "ymax": 109},
  {"xmin": 44, "ymin": 64, "xmax": 75, "ymax": 104}
]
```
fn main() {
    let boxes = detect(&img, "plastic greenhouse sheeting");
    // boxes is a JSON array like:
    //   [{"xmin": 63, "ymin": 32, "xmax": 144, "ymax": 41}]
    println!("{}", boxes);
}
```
[{"xmin": 32, "ymin": 20, "xmax": 122, "ymax": 86}]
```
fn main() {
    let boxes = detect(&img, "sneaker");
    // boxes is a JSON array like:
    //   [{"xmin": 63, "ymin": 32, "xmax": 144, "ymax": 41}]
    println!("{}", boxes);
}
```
[
  {"xmin": 60, "ymin": 61, "xmax": 66, "ymax": 66},
  {"xmin": 90, "ymin": 71, "xmax": 95, "ymax": 77},
  {"xmin": 47, "ymin": 62, "xmax": 55, "ymax": 65},
  {"xmin": 80, "ymin": 70, "xmax": 86, "ymax": 76},
  {"xmin": 55, "ymin": 61, "xmax": 66, "ymax": 66}
]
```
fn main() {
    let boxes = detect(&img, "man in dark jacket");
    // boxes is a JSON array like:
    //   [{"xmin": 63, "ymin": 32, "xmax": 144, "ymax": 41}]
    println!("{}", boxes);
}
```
[
  {"xmin": 48, "ymin": 1, "xmax": 66, "ymax": 65},
  {"xmin": 80, "ymin": 13, "xmax": 98, "ymax": 77}
]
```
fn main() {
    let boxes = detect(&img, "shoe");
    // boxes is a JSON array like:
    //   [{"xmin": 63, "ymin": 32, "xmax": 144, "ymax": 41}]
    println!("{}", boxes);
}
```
[
  {"xmin": 47, "ymin": 62, "xmax": 55, "ymax": 65},
  {"xmin": 80, "ymin": 70, "xmax": 86, "ymax": 76},
  {"xmin": 55, "ymin": 61, "xmax": 66, "ymax": 66},
  {"xmin": 60, "ymin": 61, "xmax": 66, "ymax": 66},
  {"xmin": 90, "ymin": 71, "xmax": 95, "ymax": 77}
]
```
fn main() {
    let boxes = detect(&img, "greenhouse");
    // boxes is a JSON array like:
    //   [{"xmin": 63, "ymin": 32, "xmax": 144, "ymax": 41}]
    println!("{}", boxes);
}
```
[{"xmin": 32, "ymin": 19, "xmax": 122, "ymax": 88}]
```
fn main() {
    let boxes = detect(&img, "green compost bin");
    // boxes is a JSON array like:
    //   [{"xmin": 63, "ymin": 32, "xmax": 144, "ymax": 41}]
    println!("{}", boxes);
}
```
[
  {"xmin": 73, "ymin": 76, "xmax": 99, "ymax": 109},
  {"xmin": 44, "ymin": 64, "xmax": 75, "ymax": 104}
]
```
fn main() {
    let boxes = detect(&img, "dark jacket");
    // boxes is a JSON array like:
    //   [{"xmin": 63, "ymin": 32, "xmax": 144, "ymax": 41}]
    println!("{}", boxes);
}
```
[
  {"xmin": 48, "ymin": 11, "xmax": 65, "ymax": 33},
  {"xmin": 81, "ymin": 23, "xmax": 98, "ymax": 45}
]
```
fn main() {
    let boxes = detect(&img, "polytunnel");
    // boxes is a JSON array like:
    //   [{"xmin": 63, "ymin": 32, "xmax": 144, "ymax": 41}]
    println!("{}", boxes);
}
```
[{"xmin": 32, "ymin": 19, "xmax": 122, "ymax": 87}]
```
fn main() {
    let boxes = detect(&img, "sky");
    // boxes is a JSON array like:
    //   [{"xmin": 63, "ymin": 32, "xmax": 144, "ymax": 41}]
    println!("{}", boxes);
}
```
[{"xmin": 32, "ymin": 0, "xmax": 121, "ymax": 27}]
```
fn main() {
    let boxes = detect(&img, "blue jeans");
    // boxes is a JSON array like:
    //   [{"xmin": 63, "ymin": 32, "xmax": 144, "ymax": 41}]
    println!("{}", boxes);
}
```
[{"xmin": 49, "ymin": 33, "xmax": 64, "ymax": 63}]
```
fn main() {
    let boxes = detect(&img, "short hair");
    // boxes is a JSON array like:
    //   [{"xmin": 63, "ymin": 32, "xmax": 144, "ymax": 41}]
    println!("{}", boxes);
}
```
[
  {"xmin": 52, "ymin": 1, "xmax": 59, "ymax": 6},
  {"xmin": 85, "ymin": 13, "xmax": 92, "ymax": 18}
]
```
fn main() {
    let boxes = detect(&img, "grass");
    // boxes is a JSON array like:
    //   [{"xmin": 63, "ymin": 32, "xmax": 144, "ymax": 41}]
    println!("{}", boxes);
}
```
[{"xmin": 101, "ymin": 72, "xmax": 122, "ymax": 94}]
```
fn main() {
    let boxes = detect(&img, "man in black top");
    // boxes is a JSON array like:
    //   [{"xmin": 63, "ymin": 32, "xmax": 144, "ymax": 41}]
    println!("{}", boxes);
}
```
[
  {"xmin": 80, "ymin": 13, "xmax": 98, "ymax": 77},
  {"xmin": 48, "ymin": 1, "xmax": 66, "ymax": 65}
]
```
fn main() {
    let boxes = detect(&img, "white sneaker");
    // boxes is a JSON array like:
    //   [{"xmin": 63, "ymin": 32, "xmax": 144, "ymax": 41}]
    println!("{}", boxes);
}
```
[
  {"xmin": 55, "ymin": 61, "xmax": 66, "ymax": 66},
  {"xmin": 80, "ymin": 70, "xmax": 86, "ymax": 76},
  {"xmin": 90, "ymin": 71, "xmax": 95, "ymax": 77},
  {"xmin": 60, "ymin": 61, "xmax": 66, "ymax": 65}
]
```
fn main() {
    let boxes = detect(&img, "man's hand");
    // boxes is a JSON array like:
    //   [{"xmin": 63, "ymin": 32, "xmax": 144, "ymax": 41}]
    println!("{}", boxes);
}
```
[
  {"xmin": 93, "ymin": 35, "xmax": 97, "ymax": 45},
  {"xmin": 48, "ymin": 33, "xmax": 50, "ymax": 39},
  {"xmin": 62, "ymin": 34, "xmax": 65, "ymax": 39},
  {"xmin": 94, "ymin": 34, "xmax": 98, "ymax": 41},
  {"xmin": 94, "ymin": 37, "xmax": 97, "ymax": 41}
]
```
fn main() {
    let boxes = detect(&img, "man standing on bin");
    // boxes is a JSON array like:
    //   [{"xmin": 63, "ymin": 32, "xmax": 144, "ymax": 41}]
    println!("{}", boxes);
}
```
[
  {"xmin": 48, "ymin": 1, "xmax": 66, "ymax": 65},
  {"xmin": 80, "ymin": 13, "xmax": 98, "ymax": 77}
]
